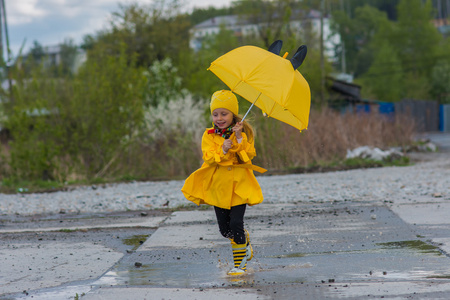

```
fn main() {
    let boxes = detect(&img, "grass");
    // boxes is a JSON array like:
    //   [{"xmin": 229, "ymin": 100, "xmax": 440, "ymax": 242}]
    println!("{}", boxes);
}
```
[
  {"xmin": 0, "ymin": 178, "xmax": 67, "ymax": 194},
  {"xmin": 278, "ymin": 156, "xmax": 410, "ymax": 175},
  {"xmin": 122, "ymin": 235, "xmax": 149, "ymax": 250},
  {"xmin": 344, "ymin": 156, "xmax": 410, "ymax": 168}
]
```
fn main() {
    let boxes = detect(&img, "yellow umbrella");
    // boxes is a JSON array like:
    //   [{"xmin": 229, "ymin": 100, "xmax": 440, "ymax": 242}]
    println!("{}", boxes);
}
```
[{"xmin": 208, "ymin": 41, "xmax": 311, "ymax": 131}]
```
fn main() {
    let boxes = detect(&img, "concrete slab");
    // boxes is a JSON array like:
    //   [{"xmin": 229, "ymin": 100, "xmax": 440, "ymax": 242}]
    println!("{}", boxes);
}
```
[
  {"xmin": 432, "ymin": 238, "xmax": 450, "ymax": 256},
  {"xmin": 164, "ymin": 203, "xmax": 302, "ymax": 225},
  {"xmin": 164, "ymin": 211, "xmax": 215, "ymax": 225},
  {"xmin": 0, "ymin": 217, "xmax": 166, "ymax": 234},
  {"xmin": 326, "ymin": 281, "xmax": 450, "ymax": 298},
  {"xmin": 138, "ymin": 224, "xmax": 225, "ymax": 250},
  {"xmin": 139, "ymin": 209, "xmax": 311, "ymax": 251},
  {"xmin": 391, "ymin": 194, "xmax": 449, "ymax": 205},
  {"xmin": 82, "ymin": 287, "xmax": 270, "ymax": 300},
  {"xmin": 391, "ymin": 203, "xmax": 450, "ymax": 225},
  {"xmin": 0, "ymin": 242, "xmax": 122, "ymax": 295},
  {"xmin": 244, "ymin": 203, "xmax": 303, "ymax": 216}
]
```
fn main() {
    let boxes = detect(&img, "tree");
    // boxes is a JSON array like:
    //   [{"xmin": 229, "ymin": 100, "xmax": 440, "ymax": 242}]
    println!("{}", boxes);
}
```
[
  {"xmin": 232, "ymin": 0, "xmax": 298, "ymax": 48},
  {"xmin": 366, "ymin": 0, "xmax": 441, "ymax": 100},
  {"xmin": 58, "ymin": 39, "xmax": 79, "ymax": 76},
  {"xmin": 92, "ymin": 0, "xmax": 191, "ymax": 67},
  {"xmin": 332, "ymin": 0, "xmax": 444, "ymax": 101},
  {"xmin": 430, "ymin": 38, "xmax": 450, "ymax": 103},
  {"xmin": 180, "ymin": 25, "xmax": 239, "ymax": 99},
  {"xmin": 359, "ymin": 42, "xmax": 402, "ymax": 101},
  {"xmin": 143, "ymin": 58, "xmax": 188, "ymax": 107},
  {"xmin": 189, "ymin": 6, "xmax": 233, "ymax": 25},
  {"xmin": 401, "ymin": 72, "xmax": 431, "ymax": 100},
  {"xmin": 389, "ymin": 0, "xmax": 442, "ymax": 77},
  {"xmin": 331, "ymin": 4, "xmax": 391, "ymax": 76},
  {"xmin": 431, "ymin": 62, "xmax": 450, "ymax": 103},
  {"xmin": 5, "ymin": 43, "xmax": 146, "ymax": 180},
  {"xmin": 29, "ymin": 41, "xmax": 45, "ymax": 61}
]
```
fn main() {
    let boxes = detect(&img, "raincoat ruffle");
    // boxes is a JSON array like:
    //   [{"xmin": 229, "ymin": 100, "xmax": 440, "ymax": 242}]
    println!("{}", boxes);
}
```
[{"xmin": 181, "ymin": 128, "xmax": 266, "ymax": 209}]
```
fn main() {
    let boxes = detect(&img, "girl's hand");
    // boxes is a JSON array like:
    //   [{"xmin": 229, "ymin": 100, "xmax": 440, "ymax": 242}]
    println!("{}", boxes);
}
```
[
  {"xmin": 222, "ymin": 139, "xmax": 233, "ymax": 152},
  {"xmin": 233, "ymin": 122, "xmax": 243, "ymax": 139}
]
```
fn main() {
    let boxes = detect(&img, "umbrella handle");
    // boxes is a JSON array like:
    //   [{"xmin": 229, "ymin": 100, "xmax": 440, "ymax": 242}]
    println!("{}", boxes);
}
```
[{"xmin": 241, "ymin": 92, "xmax": 262, "ymax": 122}]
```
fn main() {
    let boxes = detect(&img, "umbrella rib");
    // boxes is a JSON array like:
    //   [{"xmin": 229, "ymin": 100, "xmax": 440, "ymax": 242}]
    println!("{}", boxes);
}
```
[
  {"xmin": 267, "ymin": 101, "xmax": 277, "ymax": 116},
  {"xmin": 242, "ymin": 92, "xmax": 262, "ymax": 122},
  {"xmin": 232, "ymin": 80, "xmax": 243, "ymax": 91}
]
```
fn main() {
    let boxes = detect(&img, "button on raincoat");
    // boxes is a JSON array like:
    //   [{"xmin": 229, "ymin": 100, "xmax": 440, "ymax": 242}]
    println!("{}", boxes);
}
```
[{"xmin": 181, "ymin": 128, "xmax": 266, "ymax": 209}]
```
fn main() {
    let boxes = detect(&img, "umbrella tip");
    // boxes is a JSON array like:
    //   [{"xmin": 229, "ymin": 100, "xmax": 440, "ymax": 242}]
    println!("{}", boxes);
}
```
[{"xmin": 282, "ymin": 52, "xmax": 289, "ymax": 59}]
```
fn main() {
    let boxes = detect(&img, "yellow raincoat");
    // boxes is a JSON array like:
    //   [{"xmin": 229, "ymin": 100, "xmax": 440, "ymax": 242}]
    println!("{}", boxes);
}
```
[{"xmin": 181, "ymin": 128, "xmax": 266, "ymax": 209}]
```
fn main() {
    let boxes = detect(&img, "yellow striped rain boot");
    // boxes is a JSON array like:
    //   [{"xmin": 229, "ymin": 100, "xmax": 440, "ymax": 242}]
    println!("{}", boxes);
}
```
[
  {"xmin": 228, "ymin": 243, "xmax": 247, "ymax": 276},
  {"xmin": 245, "ymin": 229, "xmax": 253, "ymax": 261}
]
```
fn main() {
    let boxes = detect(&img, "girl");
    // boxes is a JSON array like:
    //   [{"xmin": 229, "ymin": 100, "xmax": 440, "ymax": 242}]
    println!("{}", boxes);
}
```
[{"xmin": 182, "ymin": 89, "xmax": 266, "ymax": 276}]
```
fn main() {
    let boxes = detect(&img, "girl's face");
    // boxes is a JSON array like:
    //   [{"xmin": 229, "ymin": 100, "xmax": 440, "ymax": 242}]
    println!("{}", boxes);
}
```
[{"xmin": 212, "ymin": 108, "xmax": 234, "ymax": 129}]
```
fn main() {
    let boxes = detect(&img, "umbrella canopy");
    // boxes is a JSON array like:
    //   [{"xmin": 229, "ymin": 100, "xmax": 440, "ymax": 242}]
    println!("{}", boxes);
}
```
[{"xmin": 208, "ymin": 43, "xmax": 311, "ymax": 131}]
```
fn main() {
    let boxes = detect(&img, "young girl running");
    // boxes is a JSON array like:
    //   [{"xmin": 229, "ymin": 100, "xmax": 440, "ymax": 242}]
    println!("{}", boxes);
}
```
[{"xmin": 181, "ymin": 89, "xmax": 266, "ymax": 276}]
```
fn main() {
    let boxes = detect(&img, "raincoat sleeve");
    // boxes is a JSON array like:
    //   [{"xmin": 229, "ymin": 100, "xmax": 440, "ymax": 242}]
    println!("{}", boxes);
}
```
[
  {"xmin": 230, "ymin": 133, "xmax": 256, "ymax": 163},
  {"xmin": 201, "ymin": 131, "xmax": 233, "ymax": 165}
]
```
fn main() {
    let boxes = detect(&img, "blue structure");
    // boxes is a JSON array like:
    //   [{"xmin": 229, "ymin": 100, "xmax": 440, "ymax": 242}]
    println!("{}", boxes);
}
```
[
  {"xmin": 378, "ymin": 102, "xmax": 395, "ymax": 116},
  {"xmin": 355, "ymin": 104, "xmax": 371, "ymax": 113},
  {"xmin": 440, "ymin": 104, "xmax": 450, "ymax": 132}
]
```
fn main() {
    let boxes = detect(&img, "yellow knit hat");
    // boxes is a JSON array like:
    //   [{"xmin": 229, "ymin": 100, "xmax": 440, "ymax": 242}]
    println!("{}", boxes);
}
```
[{"xmin": 210, "ymin": 90, "xmax": 239, "ymax": 115}]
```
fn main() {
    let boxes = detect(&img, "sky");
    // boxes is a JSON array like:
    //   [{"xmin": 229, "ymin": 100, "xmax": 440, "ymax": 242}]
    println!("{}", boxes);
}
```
[{"xmin": 5, "ymin": 0, "xmax": 234, "ymax": 59}]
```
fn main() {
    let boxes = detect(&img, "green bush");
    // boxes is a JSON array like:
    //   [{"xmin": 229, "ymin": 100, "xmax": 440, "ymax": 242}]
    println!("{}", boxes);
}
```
[{"xmin": 5, "ymin": 44, "xmax": 146, "ymax": 182}]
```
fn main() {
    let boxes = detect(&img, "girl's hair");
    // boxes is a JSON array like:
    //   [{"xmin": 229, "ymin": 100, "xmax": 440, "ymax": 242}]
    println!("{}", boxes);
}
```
[{"xmin": 233, "ymin": 114, "xmax": 255, "ymax": 142}]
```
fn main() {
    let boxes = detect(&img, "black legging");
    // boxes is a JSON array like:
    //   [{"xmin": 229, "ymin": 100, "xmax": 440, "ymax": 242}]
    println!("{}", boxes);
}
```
[{"xmin": 214, "ymin": 204, "xmax": 247, "ymax": 244}]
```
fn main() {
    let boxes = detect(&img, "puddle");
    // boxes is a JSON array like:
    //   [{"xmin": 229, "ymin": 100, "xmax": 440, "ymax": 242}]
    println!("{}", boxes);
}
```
[
  {"xmin": 377, "ymin": 240, "xmax": 442, "ymax": 256},
  {"xmin": 270, "ymin": 249, "xmax": 372, "ymax": 258},
  {"xmin": 226, "ymin": 274, "xmax": 256, "ymax": 286},
  {"xmin": 271, "ymin": 240, "xmax": 443, "ymax": 259},
  {"xmin": 98, "ymin": 259, "xmax": 311, "ymax": 289},
  {"xmin": 103, "ymin": 262, "xmax": 227, "ymax": 287},
  {"xmin": 327, "ymin": 281, "xmax": 450, "ymax": 298},
  {"xmin": 427, "ymin": 274, "xmax": 450, "ymax": 279},
  {"xmin": 122, "ymin": 234, "xmax": 149, "ymax": 250},
  {"xmin": 279, "ymin": 252, "xmax": 308, "ymax": 258}
]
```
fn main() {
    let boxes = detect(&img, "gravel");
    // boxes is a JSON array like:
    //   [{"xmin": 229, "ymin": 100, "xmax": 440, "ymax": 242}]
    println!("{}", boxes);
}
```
[{"xmin": 1, "ymin": 153, "xmax": 449, "ymax": 216}]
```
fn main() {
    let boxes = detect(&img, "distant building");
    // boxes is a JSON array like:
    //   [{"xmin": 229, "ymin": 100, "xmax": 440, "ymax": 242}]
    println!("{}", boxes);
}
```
[
  {"xmin": 22, "ymin": 44, "xmax": 86, "ymax": 73},
  {"xmin": 189, "ymin": 10, "xmax": 340, "ymax": 61}
]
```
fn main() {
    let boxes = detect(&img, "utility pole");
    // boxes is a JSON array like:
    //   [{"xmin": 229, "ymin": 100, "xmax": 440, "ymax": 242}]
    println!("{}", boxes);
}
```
[
  {"xmin": 340, "ymin": 0, "xmax": 346, "ymax": 74},
  {"xmin": 1, "ymin": 0, "xmax": 11, "ymax": 64},
  {"xmin": 320, "ymin": 0, "xmax": 325, "ymax": 107},
  {"xmin": 0, "ymin": 0, "xmax": 3, "ymax": 62},
  {"xmin": 0, "ymin": 0, "xmax": 13, "ymax": 103},
  {"xmin": 447, "ymin": 0, "xmax": 450, "ymax": 20},
  {"xmin": 437, "ymin": 0, "xmax": 443, "ymax": 20}
]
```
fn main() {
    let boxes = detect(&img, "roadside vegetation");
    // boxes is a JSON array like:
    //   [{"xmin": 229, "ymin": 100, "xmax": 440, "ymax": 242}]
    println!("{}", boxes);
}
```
[{"xmin": 0, "ymin": 0, "xmax": 447, "ymax": 193}]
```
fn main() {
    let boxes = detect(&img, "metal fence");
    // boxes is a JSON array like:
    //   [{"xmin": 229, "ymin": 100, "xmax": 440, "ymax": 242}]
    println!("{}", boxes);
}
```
[
  {"xmin": 394, "ymin": 99, "xmax": 440, "ymax": 132},
  {"xmin": 440, "ymin": 104, "xmax": 450, "ymax": 132}
]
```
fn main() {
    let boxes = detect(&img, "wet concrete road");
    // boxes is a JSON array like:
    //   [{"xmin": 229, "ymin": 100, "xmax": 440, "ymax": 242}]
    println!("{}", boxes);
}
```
[{"xmin": 2, "ymin": 199, "xmax": 450, "ymax": 300}]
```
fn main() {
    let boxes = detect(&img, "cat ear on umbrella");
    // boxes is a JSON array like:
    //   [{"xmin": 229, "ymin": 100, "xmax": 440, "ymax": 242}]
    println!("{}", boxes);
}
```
[
  {"xmin": 267, "ymin": 40, "xmax": 283, "ymax": 55},
  {"xmin": 290, "ymin": 45, "xmax": 307, "ymax": 70}
]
